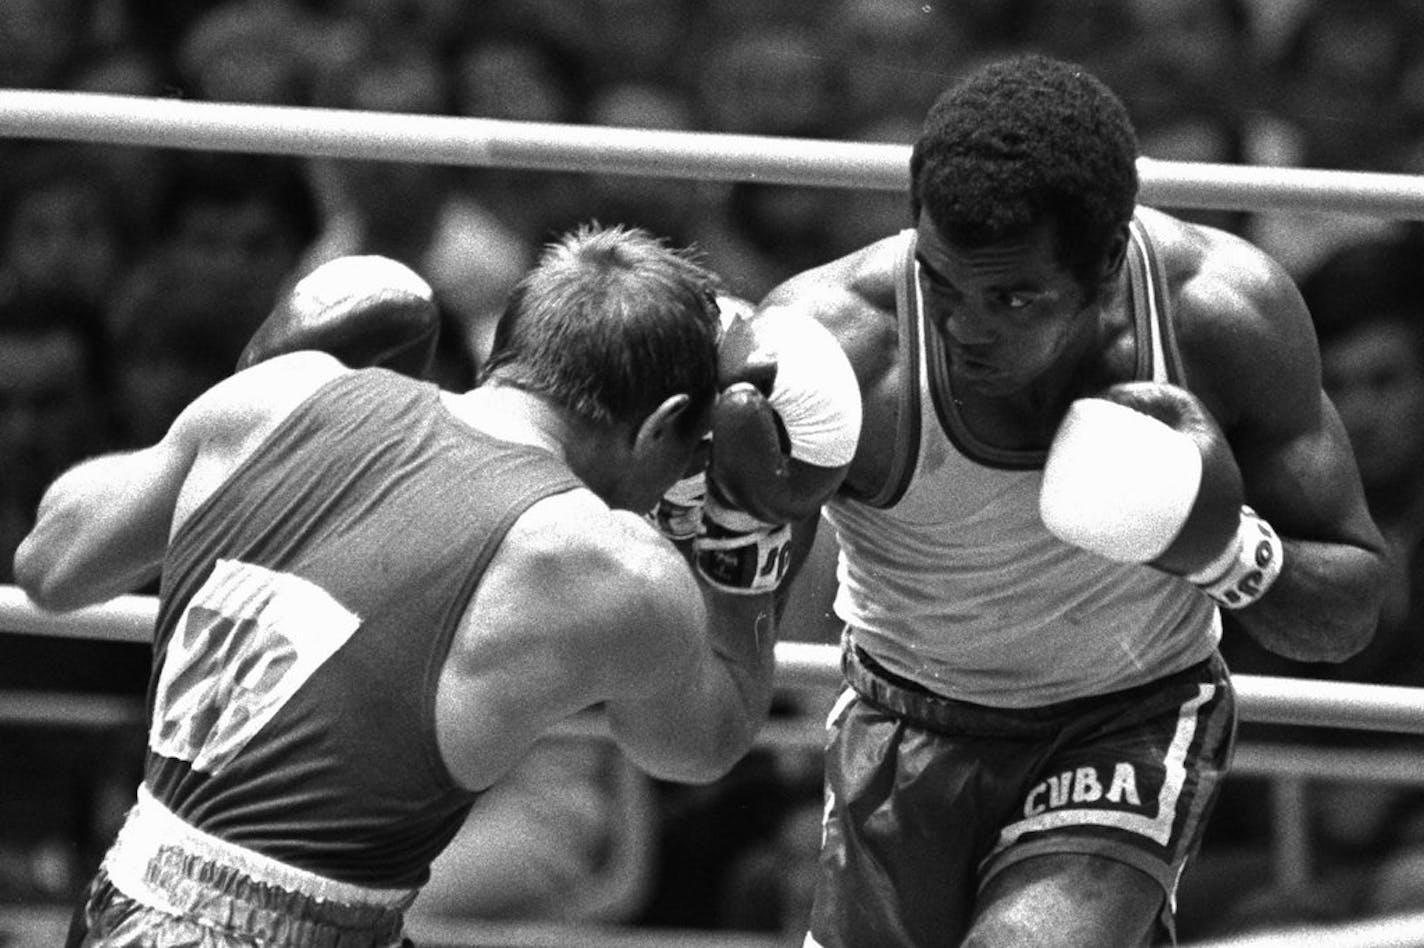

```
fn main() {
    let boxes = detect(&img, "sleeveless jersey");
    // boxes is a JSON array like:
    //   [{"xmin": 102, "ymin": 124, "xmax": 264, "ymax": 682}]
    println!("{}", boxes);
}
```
[
  {"xmin": 823, "ymin": 214, "xmax": 1221, "ymax": 708},
  {"xmin": 143, "ymin": 369, "xmax": 581, "ymax": 889}
]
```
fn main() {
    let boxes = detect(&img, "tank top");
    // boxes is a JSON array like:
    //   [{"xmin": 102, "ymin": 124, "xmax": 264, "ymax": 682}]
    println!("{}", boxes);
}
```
[
  {"xmin": 823, "ymin": 215, "xmax": 1221, "ymax": 708},
  {"xmin": 143, "ymin": 369, "xmax": 581, "ymax": 888}
]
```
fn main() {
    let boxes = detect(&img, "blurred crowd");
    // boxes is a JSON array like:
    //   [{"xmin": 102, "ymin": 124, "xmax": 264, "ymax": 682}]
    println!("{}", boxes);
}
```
[{"xmin": 4, "ymin": 0, "xmax": 1424, "ymax": 942}]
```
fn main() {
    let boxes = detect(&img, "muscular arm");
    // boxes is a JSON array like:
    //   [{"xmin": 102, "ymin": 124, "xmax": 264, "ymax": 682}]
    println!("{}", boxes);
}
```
[
  {"xmin": 14, "ymin": 352, "xmax": 345, "ymax": 612},
  {"xmin": 442, "ymin": 498, "xmax": 779, "ymax": 788},
  {"xmin": 14, "ymin": 443, "xmax": 187, "ymax": 610},
  {"xmin": 1179, "ymin": 226, "xmax": 1387, "ymax": 661},
  {"xmin": 602, "ymin": 516, "xmax": 780, "ymax": 783}
]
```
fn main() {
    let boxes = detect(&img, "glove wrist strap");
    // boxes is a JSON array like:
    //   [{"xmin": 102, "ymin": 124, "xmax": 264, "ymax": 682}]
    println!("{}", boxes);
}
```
[
  {"xmin": 696, "ymin": 495, "xmax": 791, "ymax": 595},
  {"xmin": 1185, "ymin": 506, "xmax": 1284, "ymax": 609}
]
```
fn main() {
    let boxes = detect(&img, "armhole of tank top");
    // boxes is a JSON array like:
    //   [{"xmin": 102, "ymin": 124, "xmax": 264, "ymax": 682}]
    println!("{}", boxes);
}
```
[
  {"xmin": 851, "ymin": 230, "xmax": 922, "ymax": 509},
  {"xmin": 166, "ymin": 370, "xmax": 363, "ymax": 561},
  {"xmin": 1130, "ymin": 214, "xmax": 1190, "ymax": 388},
  {"xmin": 422, "ymin": 464, "xmax": 583, "ymax": 794}
]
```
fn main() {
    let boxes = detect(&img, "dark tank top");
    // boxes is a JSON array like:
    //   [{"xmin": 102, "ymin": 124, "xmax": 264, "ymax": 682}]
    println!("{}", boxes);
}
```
[{"xmin": 143, "ymin": 369, "xmax": 581, "ymax": 888}]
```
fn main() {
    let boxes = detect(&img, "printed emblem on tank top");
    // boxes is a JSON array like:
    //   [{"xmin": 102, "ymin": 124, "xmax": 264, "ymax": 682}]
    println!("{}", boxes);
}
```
[{"xmin": 149, "ymin": 558, "xmax": 360, "ymax": 774}]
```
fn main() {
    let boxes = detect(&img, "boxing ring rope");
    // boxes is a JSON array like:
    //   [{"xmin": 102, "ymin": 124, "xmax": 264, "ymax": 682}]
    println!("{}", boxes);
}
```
[
  {"xmin": 2, "ymin": 90, "xmax": 1420, "ymax": 733},
  {"xmin": 6, "ymin": 90, "xmax": 1424, "ymax": 947},
  {"xmin": 5, "ymin": 90, "xmax": 1424, "ymax": 217},
  {"xmin": 3, "ymin": 585, "xmax": 1423, "ymax": 735}
]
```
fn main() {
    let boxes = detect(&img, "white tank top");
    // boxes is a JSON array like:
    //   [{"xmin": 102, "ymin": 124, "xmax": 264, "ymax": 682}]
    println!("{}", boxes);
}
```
[{"xmin": 823, "ymin": 215, "xmax": 1220, "ymax": 707}]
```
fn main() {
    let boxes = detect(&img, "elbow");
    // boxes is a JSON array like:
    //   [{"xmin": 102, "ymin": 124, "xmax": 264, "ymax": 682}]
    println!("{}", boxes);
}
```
[
  {"xmin": 1332, "ymin": 559, "xmax": 1392, "ymax": 662},
  {"xmin": 1325, "ymin": 606, "xmax": 1382, "ymax": 665},
  {"xmin": 648, "ymin": 718, "xmax": 761, "ymax": 786},
  {"xmin": 662, "ymin": 757, "xmax": 737, "ymax": 787},
  {"xmin": 1309, "ymin": 572, "xmax": 1387, "ymax": 665},
  {"xmin": 13, "ymin": 538, "xmax": 83, "ymax": 613},
  {"xmin": 12, "ymin": 539, "xmax": 53, "ymax": 606},
  {"xmin": 15, "ymin": 569, "xmax": 79, "ymax": 615},
  {"xmin": 633, "ymin": 750, "xmax": 729, "ymax": 786}
]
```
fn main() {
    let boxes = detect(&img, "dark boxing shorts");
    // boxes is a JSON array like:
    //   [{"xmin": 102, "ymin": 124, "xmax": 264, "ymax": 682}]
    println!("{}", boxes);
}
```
[{"xmin": 806, "ymin": 635, "xmax": 1236, "ymax": 948}]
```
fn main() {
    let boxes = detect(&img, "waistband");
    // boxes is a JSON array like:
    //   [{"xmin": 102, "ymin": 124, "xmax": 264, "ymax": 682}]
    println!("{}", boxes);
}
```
[
  {"xmin": 101, "ymin": 785, "xmax": 416, "ymax": 947},
  {"xmin": 842, "ymin": 632, "xmax": 1222, "ymax": 739}
]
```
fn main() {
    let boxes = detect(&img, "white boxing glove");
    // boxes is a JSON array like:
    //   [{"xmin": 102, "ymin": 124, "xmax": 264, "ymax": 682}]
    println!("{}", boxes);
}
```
[
  {"xmin": 712, "ymin": 299, "xmax": 862, "ymax": 523},
  {"xmin": 1039, "ymin": 381, "xmax": 1283, "ymax": 609}
]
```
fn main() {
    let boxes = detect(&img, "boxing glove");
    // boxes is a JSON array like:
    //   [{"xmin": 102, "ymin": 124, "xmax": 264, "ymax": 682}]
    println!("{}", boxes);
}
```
[
  {"xmin": 236, "ymin": 255, "xmax": 440, "ymax": 377},
  {"xmin": 693, "ymin": 382, "xmax": 794, "ymax": 595},
  {"xmin": 1039, "ymin": 380, "xmax": 1284, "ymax": 609},
  {"xmin": 711, "ymin": 298, "xmax": 861, "ymax": 524}
]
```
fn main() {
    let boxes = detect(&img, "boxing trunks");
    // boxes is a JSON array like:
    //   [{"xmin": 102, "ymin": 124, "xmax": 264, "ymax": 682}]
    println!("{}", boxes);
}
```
[
  {"xmin": 71, "ymin": 787, "xmax": 414, "ymax": 947},
  {"xmin": 805, "ymin": 634, "xmax": 1235, "ymax": 947}
]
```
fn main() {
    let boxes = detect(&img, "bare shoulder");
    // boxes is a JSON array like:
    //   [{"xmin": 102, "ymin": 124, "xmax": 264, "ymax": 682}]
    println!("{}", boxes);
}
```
[
  {"xmin": 759, "ymin": 234, "xmax": 905, "ymax": 388},
  {"xmin": 1142, "ymin": 207, "xmax": 1319, "ymax": 432},
  {"xmin": 177, "ymin": 351, "xmax": 350, "ymax": 448},
  {"xmin": 455, "ymin": 490, "xmax": 704, "ymax": 704},
  {"xmin": 169, "ymin": 352, "xmax": 351, "ymax": 530}
]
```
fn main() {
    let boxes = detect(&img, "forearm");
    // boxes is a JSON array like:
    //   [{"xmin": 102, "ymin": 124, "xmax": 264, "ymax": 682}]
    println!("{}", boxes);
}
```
[
  {"xmin": 606, "ymin": 581, "xmax": 778, "ymax": 784},
  {"xmin": 704, "ymin": 584, "xmax": 780, "ymax": 733},
  {"xmin": 1231, "ymin": 537, "xmax": 1386, "ymax": 662},
  {"xmin": 14, "ymin": 452, "xmax": 171, "ymax": 610}
]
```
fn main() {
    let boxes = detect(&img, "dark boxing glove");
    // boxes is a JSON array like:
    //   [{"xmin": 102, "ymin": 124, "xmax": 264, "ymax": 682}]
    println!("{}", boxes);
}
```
[
  {"xmin": 693, "ymin": 382, "xmax": 795, "ymax": 595},
  {"xmin": 710, "ymin": 298, "xmax": 861, "ymax": 524},
  {"xmin": 1039, "ymin": 380, "xmax": 1283, "ymax": 609},
  {"xmin": 237, "ymin": 255, "xmax": 439, "ymax": 376}
]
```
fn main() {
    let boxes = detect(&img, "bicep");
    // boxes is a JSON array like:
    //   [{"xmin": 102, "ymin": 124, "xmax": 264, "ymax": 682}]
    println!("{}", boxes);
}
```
[
  {"xmin": 15, "ymin": 431, "xmax": 198, "ymax": 610},
  {"xmin": 14, "ymin": 364, "xmax": 282, "ymax": 609},
  {"xmin": 1201, "ymin": 263, "xmax": 1381, "ymax": 551},
  {"xmin": 1234, "ymin": 390, "xmax": 1381, "ymax": 551}
]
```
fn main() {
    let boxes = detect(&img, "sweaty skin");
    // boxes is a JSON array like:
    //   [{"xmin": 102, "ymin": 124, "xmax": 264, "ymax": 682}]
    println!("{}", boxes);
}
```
[{"xmin": 767, "ymin": 206, "xmax": 1384, "ymax": 663}]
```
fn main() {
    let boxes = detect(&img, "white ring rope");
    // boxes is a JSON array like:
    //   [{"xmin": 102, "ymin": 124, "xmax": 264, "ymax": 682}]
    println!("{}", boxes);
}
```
[
  {"xmin": 3, "ymin": 90, "xmax": 1424, "ymax": 217},
  {"xmin": 3, "ymin": 585, "xmax": 1422, "ymax": 735},
  {"xmin": 4, "ymin": 91, "xmax": 1424, "ymax": 740}
]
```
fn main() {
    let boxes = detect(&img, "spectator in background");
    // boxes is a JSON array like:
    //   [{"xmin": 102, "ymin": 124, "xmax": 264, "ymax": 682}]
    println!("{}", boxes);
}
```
[
  {"xmin": 92, "ymin": 150, "xmax": 327, "ymax": 449},
  {"xmin": 1244, "ymin": 1, "xmax": 1420, "ymax": 277},
  {"xmin": 1220, "ymin": 230, "xmax": 1424, "ymax": 692},
  {"xmin": 0, "ymin": 0, "xmax": 86, "ymax": 89},
  {"xmin": 322, "ymin": 0, "xmax": 467, "ymax": 66},
  {"xmin": 174, "ymin": 0, "xmax": 323, "ymax": 105},
  {"xmin": 583, "ymin": 82, "xmax": 714, "ymax": 256},
  {"xmin": 1115, "ymin": 0, "xmax": 1262, "ymax": 236},
  {"xmin": 582, "ymin": 0, "xmax": 702, "ymax": 92},
  {"xmin": 153, "ymin": 151, "xmax": 323, "ymax": 334},
  {"xmin": 0, "ymin": 145, "xmax": 134, "ymax": 338},
  {"xmin": 306, "ymin": 32, "xmax": 520, "ymax": 378},
  {"xmin": 448, "ymin": 25, "xmax": 593, "ymax": 254},
  {"xmin": 0, "ymin": 301, "xmax": 142, "ymax": 908},
  {"xmin": 104, "ymin": 252, "xmax": 257, "ymax": 451},
  {"xmin": 824, "ymin": 0, "xmax": 974, "ymax": 135},
  {"xmin": 61, "ymin": 39, "xmax": 177, "ymax": 247},
  {"xmin": 692, "ymin": 26, "xmax": 838, "ymax": 139},
  {"xmin": 1018, "ymin": 0, "xmax": 1143, "ymax": 85},
  {"xmin": 0, "ymin": 302, "xmax": 111, "ymax": 582},
  {"xmin": 1269, "ymin": 1, "xmax": 1418, "ymax": 174},
  {"xmin": 1191, "ymin": 229, "xmax": 1424, "ymax": 939},
  {"xmin": 823, "ymin": 113, "xmax": 921, "ymax": 258}
]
